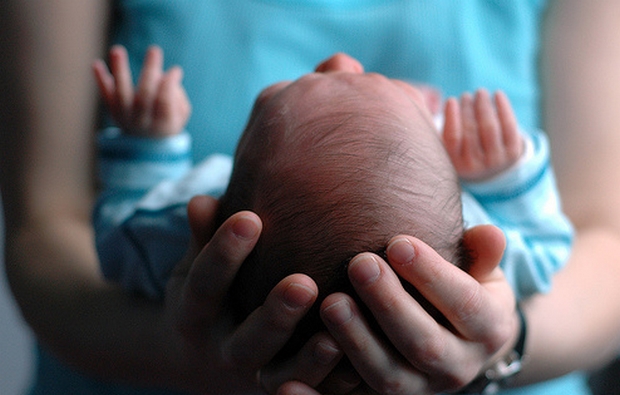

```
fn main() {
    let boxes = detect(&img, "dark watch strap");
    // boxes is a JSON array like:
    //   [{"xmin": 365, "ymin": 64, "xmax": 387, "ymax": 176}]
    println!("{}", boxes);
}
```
[{"xmin": 455, "ymin": 305, "xmax": 527, "ymax": 394}]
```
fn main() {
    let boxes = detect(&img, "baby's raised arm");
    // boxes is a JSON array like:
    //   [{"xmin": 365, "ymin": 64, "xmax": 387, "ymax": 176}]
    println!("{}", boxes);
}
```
[
  {"xmin": 93, "ymin": 45, "xmax": 191, "ymax": 137},
  {"xmin": 442, "ymin": 89, "xmax": 523, "ymax": 182}
]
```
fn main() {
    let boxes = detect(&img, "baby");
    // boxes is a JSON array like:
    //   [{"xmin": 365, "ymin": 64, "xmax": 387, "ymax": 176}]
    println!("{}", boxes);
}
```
[{"xmin": 93, "ymin": 48, "xmax": 572, "ymax": 335}]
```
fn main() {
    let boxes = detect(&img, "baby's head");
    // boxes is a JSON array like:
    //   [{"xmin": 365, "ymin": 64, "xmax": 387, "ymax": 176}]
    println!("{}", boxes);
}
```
[{"xmin": 218, "ymin": 65, "xmax": 468, "ymax": 358}]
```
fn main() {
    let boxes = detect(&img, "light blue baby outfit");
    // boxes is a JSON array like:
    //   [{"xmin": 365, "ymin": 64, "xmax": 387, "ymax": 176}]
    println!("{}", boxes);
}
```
[
  {"xmin": 30, "ymin": 1, "xmax": 592, "ymax": 394},
  {"xmin": 94, "ymin": 125, "xmax": 572, "ymax": 302}
]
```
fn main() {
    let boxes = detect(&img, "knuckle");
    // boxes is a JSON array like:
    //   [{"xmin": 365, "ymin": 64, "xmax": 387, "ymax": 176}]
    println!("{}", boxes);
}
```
[
  {"xmin": 475, "ymin": 309, "xmax": 515, "ymax": 355},
  {"xmin": 373, "ymin": 374, "xmax": 410, "ymax": 395},
  {"xmin": 417, "ymin": 334, "xmax": 448, "ymax": 367},
  {"xmin": 263, "ymin": 305, "xmax": 296, "ymax": 335},
  {"xmin": 133, "ymin": 94, "xmax": 149, "ymax": 114},
  {"xmin": 478, "ymin": 118, "xmax": 496, "ymax": 135},
  {"xmin": 453, "ymin": 286, "xmax": 484, "ymax": 325},
  {"xmin": 373, "ymin": 291, "xmax": 401, "ymax": 315},
  {"xmin": 153, "ymin": 97, "xmax": 174, "ymax": 119}
]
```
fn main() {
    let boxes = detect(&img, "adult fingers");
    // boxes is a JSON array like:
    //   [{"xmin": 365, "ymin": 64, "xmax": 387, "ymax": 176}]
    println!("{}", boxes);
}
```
[
  {"xmin": 276, "ymin": 381, "xmax": 320, "ymax": 395},
  {"xmin": 178, "ymin": 210, "xmax": 262, "ymax": 330},
  {"xmin": 321, "ymin": 292, "xmax": 430, "ymax": 395},
  {"xmin": 385, "ymin": 227, "xmax": 512, "ymax": 344},
  {"xmin": 276, "ymin": 379, "xmax": 373, "ymax": 395},
  {"xmin": 259, "ymin": 331, "xmax": 344, "ymax": 394},
  {"xmin": 347, "ymin": 254, "xmax": 479, "ymax": 391},
  {"xmin": 320, "ymin": 227, "xmax": 515, "ymax": 393},
  {"xmin": 225, "ymin": 273, "xmax": 318, "ymax": 371},
  {"xmin": 461, "ymin": 224, "xmax": 506, "ymax": 281},
  {"xmin": 316, "ymin": 364, "xmax": 363, "ymax": 395}
]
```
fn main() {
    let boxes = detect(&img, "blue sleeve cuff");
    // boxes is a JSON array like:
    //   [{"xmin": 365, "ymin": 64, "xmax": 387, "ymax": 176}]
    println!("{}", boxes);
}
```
[
  {"xmin": 459, "ymin": 128, "xmax": 574, "ymax": 299},
  {"xmin": 97, "ymin": 127, "xmax": 193, "ymax": 191}
]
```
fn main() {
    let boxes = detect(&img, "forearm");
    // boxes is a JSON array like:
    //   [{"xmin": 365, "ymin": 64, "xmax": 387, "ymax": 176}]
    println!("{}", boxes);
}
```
[
  {"xmin": 510, "ymin": 0, "xmax": 620, "ymax": 385},
  {"xmin": 6, "ymin": 217, "xmax": 189, "ymax": 389},
  {"xmin": 2, "ymin": 1, "xmax": 192, "ymax": 388},
  {"xmin": 514, "ymin": 227, "xmax": 620, "ymax": 385}
]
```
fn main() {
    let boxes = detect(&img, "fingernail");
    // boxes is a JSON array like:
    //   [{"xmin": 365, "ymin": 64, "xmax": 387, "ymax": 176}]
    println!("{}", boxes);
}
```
[
  {"xmin": 322, "ymin": 299, "xmax": 353, "ymax": 326},
  {"xmin": 387, "ymin": 238, "xmax": 415, "ymax": 266},
  {"xmin": 313, "ymin": 341, "xmax": 341, "ymax": 365},
  {"xmin": 348, "ymin": 254, "xmax": 380, "ymax": 285},
  {"xmin": 283, "ymin": 283, "xmax": 316, "ymax": 311},
  {"xmin": 232, "ymin": 216, "xmax": 259, "ymax": 240}
]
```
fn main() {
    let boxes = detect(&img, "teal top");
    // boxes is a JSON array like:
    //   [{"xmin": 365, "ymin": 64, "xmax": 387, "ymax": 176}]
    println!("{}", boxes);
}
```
[
  {"xmin": 30, "ymin": 1, "xmax": 591, "ymax": 394},
  {"xmin": 112, "ymin": 0, "xmax": 544, "ymax": 159}
]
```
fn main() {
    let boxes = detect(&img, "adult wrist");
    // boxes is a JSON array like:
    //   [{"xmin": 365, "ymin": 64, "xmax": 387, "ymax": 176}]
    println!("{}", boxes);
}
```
[{"xmin": 456, "ymin": 304, "xmax": 528, "ymax": 394}]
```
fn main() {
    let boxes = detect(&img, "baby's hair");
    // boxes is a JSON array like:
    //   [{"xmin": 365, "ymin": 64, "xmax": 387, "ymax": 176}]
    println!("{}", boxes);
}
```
[{"xmin": 217, "ymin": 94, "xmax": 469, "ymax": 360}]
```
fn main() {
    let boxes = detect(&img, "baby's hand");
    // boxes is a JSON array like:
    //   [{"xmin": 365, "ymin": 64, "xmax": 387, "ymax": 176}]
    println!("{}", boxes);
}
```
[
  {"xmin": 442, "ymin": 89, "xmax": 523, "ymax": 182},
  {"xmin": 93, "ymin": 45, "xmax": 191, "ymax": 137}
]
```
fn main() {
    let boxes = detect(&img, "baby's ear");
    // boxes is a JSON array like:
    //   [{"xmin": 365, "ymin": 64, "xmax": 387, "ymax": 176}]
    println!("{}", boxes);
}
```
[
  {"xmin": 415, "ymin": 84, "xmax": 443, "ymax": 115},
  {"xmin": 462, "ymin": 225, "xmax": 506, "ymax": 280}
]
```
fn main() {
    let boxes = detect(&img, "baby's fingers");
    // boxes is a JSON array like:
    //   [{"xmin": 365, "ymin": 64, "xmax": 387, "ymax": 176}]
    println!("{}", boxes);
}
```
[
  {"xmin": 92, "ymin": 59, "xmax": 115, "ymax": 110},
  {"xmin": 151, "ymin": 66, "xmax": 191, "ymax": 136},
  {"xmin": 133, "ymin": 45, "xmax": 164, "ymax": 132},
  {"xmin": 495, "ymin": 91, "xmax": 523, "ymax": 161},
  {"xmin": 474, "ymin": 89, "xmax": 503, "ymax": 164},
  {"xmin": 442, "ymin": 97, "xmax": 463, "ymax": 159},
  {"xmin": 108, "ymin": 45, "xmax": 134, "ymax": 127}
]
